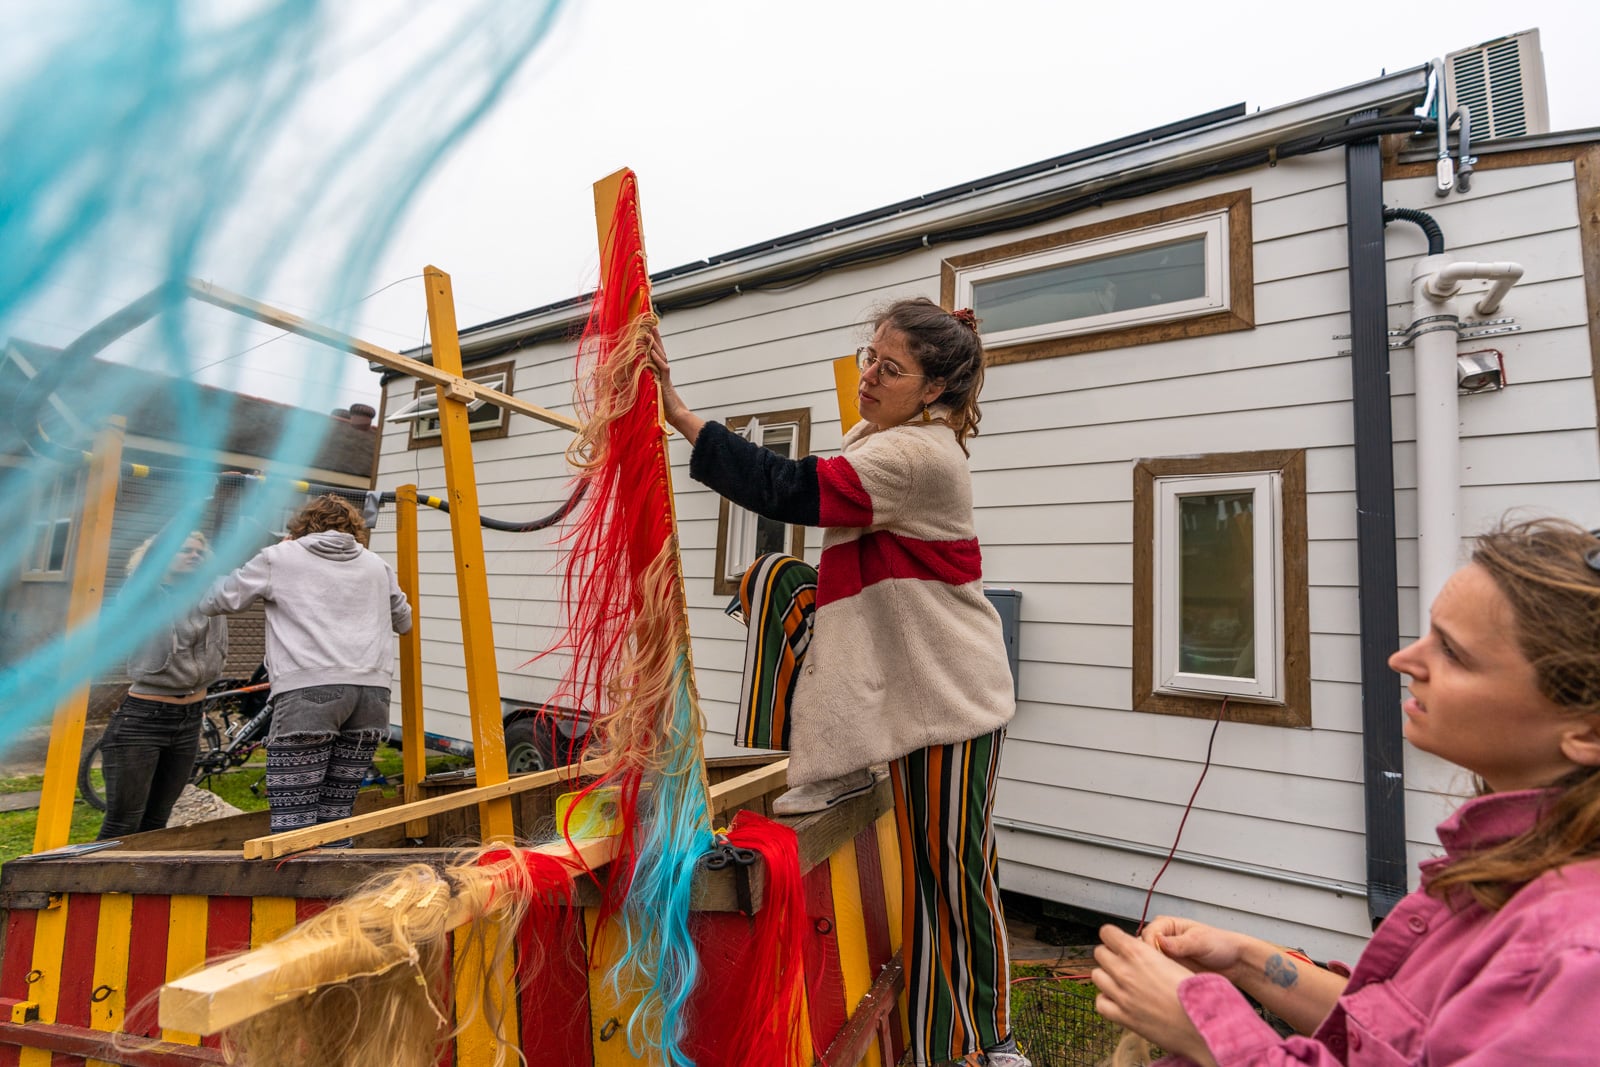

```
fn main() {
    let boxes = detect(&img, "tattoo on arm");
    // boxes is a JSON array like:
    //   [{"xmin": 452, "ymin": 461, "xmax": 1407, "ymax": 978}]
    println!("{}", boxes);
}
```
[{"xmin": 1263, "ymin": 953, "xmax": 1299, "ymax": 989}]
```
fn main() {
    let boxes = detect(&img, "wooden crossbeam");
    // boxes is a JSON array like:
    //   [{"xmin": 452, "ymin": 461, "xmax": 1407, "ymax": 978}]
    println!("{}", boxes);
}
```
[
  {"xmin": 167, "ymin": 760, "xmax": 793, "ymax": 1036},
  {"xmin": 240, "ymin": 757, "xmax": 791, "ymax": 860},
  {"xmin": 185, "ymin": 279, "xmax": 581, "ymax": 432},
  {"xmin": 241, "ymin": 756, "xmax": 612, "ymax": 859},
  {"xmin": 159, "ymin": 836, "xmax": 620, "ymax": 1037}
]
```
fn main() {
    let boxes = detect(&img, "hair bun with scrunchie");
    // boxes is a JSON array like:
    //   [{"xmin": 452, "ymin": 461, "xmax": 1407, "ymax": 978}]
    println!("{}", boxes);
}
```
[{"xmin": 951, "ymin": 307, "xmax": 979, "ymax": 332}]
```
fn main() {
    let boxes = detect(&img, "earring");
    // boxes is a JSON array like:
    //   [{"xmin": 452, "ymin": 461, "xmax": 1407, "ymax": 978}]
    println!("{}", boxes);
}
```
[{"xmin": 921, "ymin": 405, "xmax": 932, "ymax": 423}]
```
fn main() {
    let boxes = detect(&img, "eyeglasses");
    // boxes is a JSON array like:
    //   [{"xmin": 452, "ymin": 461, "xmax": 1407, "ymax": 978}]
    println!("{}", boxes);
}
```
[
  {"xmin": 1589, "ymin": 529, "xmax": 1600, "ymax": 574},
  {"xmin": 856, "ymin": 346, "xmax": 926, "ymax": 384}
]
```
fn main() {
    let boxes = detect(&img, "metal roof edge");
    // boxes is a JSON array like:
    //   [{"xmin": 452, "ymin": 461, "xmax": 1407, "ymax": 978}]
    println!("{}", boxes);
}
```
[{"xmin": 394, "ymin": 65, "xmax": 1429, "ymax": 370}]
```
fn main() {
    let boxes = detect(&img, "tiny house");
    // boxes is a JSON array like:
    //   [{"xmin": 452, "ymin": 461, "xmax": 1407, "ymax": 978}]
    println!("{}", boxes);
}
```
[{"xmin": 374, "ymin": 29, "xmax": 1599, "ymax": 959}]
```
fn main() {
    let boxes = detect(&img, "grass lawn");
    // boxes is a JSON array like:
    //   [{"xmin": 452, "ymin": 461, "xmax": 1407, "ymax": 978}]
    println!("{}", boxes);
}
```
[{"xmin": 0, "ymin": 743, "xmax": 470, "ymax": 867}]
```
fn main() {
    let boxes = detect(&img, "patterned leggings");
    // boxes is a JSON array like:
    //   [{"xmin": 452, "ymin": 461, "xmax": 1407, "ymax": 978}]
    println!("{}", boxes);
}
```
[
  {"xmin": 892, "ymin": 727, "xmax": 1013, "ymax": 1066},
  {"xmin": 265, "ymin": 729, "xmax": 384, "ymax": 844}
]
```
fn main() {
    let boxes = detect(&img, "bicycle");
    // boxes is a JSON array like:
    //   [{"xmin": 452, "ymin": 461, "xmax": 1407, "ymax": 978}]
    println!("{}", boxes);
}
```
[{"xmin": 77, "ymin": 667, "xmax": 272, "ymax": 812}]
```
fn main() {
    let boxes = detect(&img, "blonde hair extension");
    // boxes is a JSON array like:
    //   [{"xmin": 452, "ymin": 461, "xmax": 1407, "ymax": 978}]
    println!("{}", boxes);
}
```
[{"xmin": 135, "ymin": 846, "xmax": 586, "ymax": 1067}]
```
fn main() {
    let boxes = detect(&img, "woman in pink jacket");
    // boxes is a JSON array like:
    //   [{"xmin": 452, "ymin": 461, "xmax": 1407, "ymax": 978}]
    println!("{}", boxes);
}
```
[{"xmin": 1092, "ymin": 518, "xmax": 1600, "ymax": 1065}]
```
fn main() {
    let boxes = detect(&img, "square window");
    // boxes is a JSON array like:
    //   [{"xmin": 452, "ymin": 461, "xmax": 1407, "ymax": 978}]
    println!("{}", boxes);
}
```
[
  {"xmin": 1134, "ymin": 451, "xmax": 1309, "ymax": 727},
  {"xmin": 394, "ymin": 361, "xmax": 514, "ymax": 448}
]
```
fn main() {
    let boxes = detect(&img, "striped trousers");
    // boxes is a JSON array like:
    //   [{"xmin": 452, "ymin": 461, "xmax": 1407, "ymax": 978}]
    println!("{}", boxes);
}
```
[
  {"xmin": 731, "ymin": 555, "xmax": 1014, "ymax": 1062},
  {"xmin": 892, "ymin": 728, "xmax": 1013, "ymax": 1065}
]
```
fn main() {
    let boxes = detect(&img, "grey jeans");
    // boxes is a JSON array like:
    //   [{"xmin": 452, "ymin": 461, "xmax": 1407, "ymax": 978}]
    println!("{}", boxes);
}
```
[{"xmin": 267, "ymin": 684, "xmax": 390, "ymax": 741}]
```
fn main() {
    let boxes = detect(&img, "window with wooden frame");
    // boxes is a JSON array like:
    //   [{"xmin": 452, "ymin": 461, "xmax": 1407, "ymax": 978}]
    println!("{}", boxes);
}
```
[
  {"xmin": 940, "ymin": 190, "xmax": 1253, "ymax": 366},
  {"xmin": 1133, "ymin": 449, "xmax": 1309, "ymax": 727},
  {"xmin": 390, "ymin": 360, "xmax": 514, "ymax": 449},
  {"xmin": 24, "ymin": 469, "xmax": 83, "ymax": 581},
  {"xmin": 712, "ymin": 408, "xmax": 811, "ymax": 597}
]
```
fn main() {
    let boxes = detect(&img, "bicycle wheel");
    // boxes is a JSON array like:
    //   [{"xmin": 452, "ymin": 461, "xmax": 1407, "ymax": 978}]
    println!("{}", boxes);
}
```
[{"xmin": 78, "ymin": 735, "xmax": 107, "ymax": 812}]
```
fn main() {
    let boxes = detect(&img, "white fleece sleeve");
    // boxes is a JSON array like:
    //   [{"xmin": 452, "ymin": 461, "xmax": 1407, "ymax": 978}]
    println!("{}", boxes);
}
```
[
  {"xmin": 198, "ymin": 551, "xmax": 272, "ymax": 615},
  {"xmin": 389, "ymin": 568, "xmax": 413, "ymax": 635}
]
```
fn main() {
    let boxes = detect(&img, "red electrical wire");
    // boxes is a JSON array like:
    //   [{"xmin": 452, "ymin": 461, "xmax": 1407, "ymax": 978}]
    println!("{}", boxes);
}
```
[{"xmin": 1137, "ymin": 697, "xmax": 1228, "ymax": 933}]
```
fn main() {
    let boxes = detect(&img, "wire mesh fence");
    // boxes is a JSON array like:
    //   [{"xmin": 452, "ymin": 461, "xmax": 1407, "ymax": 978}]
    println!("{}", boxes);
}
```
[{"xmin": 1010, "ymin": 968, "xmax": 1121, "ymax": 1067}]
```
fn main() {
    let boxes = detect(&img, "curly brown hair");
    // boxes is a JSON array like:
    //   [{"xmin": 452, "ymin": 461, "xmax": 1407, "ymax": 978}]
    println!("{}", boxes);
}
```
[
  {"xmin": 1428, "ymin": 517, "xmax": 1600, "ymax": 910},
  {"xmin": 872, "ymin": 297, "xmax": 987, "ymax": 454},
  {"xmin": 287, "ymin": 494, "xmax": 369, "ymax": 546}
]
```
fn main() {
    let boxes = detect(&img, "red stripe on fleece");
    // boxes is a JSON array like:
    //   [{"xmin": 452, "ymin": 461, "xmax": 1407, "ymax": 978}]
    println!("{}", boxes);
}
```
[
  {"xmin": 817, "ymin": 456, "xmax": 873, "ymax": 528},
  {"xmin": 817, "ymin": 531, "xmax": 982, "ymax": 607}
]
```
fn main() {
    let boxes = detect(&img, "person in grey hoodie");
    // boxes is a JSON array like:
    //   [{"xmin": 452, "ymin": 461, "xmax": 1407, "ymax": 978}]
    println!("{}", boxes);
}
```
[
  {"xmin": 200, "ymin": 494, "xmax": 412, "ymax": 841},
  {"xmin": 97, "ymin": 531, "xmax": 228, "ymax": 839}
]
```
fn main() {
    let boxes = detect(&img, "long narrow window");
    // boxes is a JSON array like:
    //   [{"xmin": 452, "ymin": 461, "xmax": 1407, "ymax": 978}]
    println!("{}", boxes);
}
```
[
  {"xmin": 25, "ymin": 470, "xmax": 82, "ymax": 580},
  {"xmin": 940, "ymin": 189, "xmax": 1253, "ymax": 365},
  {"xmin": 713, "ymin": 408, "xmax": 810, "ymax": 597},
  {"xmin": 1133, "ymin": 450, "xmax": 1309, "ymax": 727}
]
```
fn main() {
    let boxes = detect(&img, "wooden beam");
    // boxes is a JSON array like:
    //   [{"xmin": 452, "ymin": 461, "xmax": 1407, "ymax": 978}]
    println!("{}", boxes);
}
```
[
  {"xmin": 185, "ymin": 279, "xmax": 581, "ymax": 433},
  {"xmin": 706, "ymin": 758, "xmax": 788, "ymax": 817},
  {"xmin": 159, "ymin": 837, "xmax": 620, "ymax": 1037},
  {"xmin": 393, "ymin": 485, "xmax": 428, "ymax": 837},
  {"xmin": 241, "ymin": 757, "xmax": 611, "ymax": 859},
  {"xmin": 34, "ymin": 419, "xmax": 124, "ymax": 852},
  {"xmin": 424, "ymin": 267, "xmax": 515, "ymax": 844}
]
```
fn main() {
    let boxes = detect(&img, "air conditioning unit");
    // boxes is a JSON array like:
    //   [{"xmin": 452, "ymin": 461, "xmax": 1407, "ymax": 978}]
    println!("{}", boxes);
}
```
[{"xmin": 1445, "ymin": 29, "xmax": 1549, "ymax": 141}]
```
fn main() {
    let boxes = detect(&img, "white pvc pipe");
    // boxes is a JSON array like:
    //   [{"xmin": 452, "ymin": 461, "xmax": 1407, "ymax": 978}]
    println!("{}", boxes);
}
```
[
  {"xmin": 1408, "ymin": 255, "xmax": 1524, "ymax": 621},
  {"xmin": 1410, "ymin": 254, "xmax": 1461, "ymax": 622},
  {"xmin": 1424, "ymin": 261, "xmax": 1525, "ymax": 315}
]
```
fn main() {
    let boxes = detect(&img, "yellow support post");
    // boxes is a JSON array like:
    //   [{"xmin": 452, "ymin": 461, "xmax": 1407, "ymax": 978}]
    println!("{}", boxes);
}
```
[
  {"xmin": 422, "ymin": 266, "xmax": 514, "ymax": 843},
  {"xmin": 394, "ymin": 484, "xmax": 429, "ymax": 838},
  {"xmin": 34, "ymin": 417, "xmax": 125, "ymax": 853}
]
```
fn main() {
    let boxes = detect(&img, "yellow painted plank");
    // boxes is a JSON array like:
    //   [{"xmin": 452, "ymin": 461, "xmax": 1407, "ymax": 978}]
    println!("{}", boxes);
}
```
[
  {"xmin": 875, "ymin": 811, "xmax": 903, "ymax": 952},
  {"xmin": 395, "ymin": 485, "xmax": 429, "ymax": 838},
  {"xmin": 424, "ymin": 266, "xmax": 514, "ymax": 844},
  {"xmin": 450, "ymin": 920, "xmax": 519, "ymax": 1067},
  {"xmin": 833, "ymin": 353, "xmax": 863, "ymax": 435},
  {"xmin": 585, "ymin": 909, "xmax": 648, "ymax": 1066},
  {"xmin": 250, "ymin": 897, "xmax": 298, "ymax": 948},
  {"xmin": 162, "ymin": 895, "xmax": 209, "ymax": 1045},
  {"xmin": 86, "ymin": 892, "xmax": 134, "ymax": 1067},
  {"xmin": 35, "ymin": 420, "xmax": 123, "ymax": 851},
  {"xmin": 829, "ymin": 841, "xmax": 882, "ymax": 1067},
  {"xmin": 18, "ymin": 897, "xmax": 68, "ymax": 1067}
]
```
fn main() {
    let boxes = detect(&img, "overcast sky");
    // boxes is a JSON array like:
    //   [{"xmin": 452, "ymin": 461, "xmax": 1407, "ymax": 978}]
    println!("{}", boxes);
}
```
[{"xmin": 17, "ymin": 1, "xmax": 1600, "ymax": 412}]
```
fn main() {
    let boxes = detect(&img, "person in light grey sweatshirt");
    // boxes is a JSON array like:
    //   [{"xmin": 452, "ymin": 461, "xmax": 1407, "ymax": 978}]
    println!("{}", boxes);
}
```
[{"xmin": 200, "ymin": 494, "xmax": 412, "ymax": 841}]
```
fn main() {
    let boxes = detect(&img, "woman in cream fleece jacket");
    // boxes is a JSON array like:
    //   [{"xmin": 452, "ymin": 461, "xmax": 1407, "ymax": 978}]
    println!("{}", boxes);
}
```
[{"xmin": 651, "ymin": 298, "xmax": 1027, "ymax": 1067}]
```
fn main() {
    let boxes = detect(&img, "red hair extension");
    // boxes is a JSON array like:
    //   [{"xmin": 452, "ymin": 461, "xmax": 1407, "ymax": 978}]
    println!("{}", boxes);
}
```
[{"xmin": 722, "ymin": 810, "xmax": 808, "ymax": 1067}]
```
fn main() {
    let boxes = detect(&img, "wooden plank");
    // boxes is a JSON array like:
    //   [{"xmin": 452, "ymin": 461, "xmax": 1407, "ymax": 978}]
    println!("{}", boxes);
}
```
[
  {"xmin": 35, "ymin": 421, "xmax": 123, "ymax": 853},
  {"xmin": 158, "ymin": 837, "xmax": 619, "ymax": 1037},
  {"xmin": 394, "ymin": 486, "xmax": 429, "ymax": 837},
  {"xmin": 425, "ymin": 267, "xmax": 515, "ymax": 845},
  {"xmin": 185, "ymin": 280, "xmax": 580, "ymax": 433},
  {"xmin": 1, "ymin": 851, "xmax": 464, "ymax": 904},
  {"xmin": 0, "ymin": 1016, "xmax": 224, "ymax": 1067},
  {"xmin": 241, "ymin": 757, "xmax": 611, "ymax": 859},
  {"xmin": 818, "ymin": 956, "xmax": 905, "ymax": 1067}
]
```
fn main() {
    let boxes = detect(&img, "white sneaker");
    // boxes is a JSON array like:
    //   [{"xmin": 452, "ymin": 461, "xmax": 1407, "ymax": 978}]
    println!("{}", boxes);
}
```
[
  {"xmin": 982, "ymin": 1036, "xmax": 1032, "ymax": 1066},
  {"xmin": 772, "ymin": 768, "xmax": 875, "ymax": 815}
]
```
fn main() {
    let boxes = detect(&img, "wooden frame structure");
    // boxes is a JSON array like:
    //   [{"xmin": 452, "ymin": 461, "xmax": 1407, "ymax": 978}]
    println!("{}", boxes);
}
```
[{"xmin": 1, "ymin": 175, "xmax": 910, "ymax": 1067}]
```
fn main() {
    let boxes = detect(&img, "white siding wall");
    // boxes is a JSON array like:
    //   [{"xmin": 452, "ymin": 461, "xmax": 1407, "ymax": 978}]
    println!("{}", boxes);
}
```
[{"xmin": 372, "ymin": 151, "xmax": 1598, "ymax": 961}]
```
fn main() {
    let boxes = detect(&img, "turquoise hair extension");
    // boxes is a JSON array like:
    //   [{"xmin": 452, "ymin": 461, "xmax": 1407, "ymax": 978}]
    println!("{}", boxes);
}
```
[
  {"xmin": 0, "ymin": 1, "xmax": 568, "ymax": 746},
  {"xmin": 608, "ymin": 655, "xmax": 715, "ymax": 1065}
]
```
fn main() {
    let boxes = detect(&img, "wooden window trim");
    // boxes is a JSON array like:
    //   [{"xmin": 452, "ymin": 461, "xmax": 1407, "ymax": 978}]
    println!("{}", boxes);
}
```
[
  {"xmin": 940, "ymin": 189, "xmax": 1254, "ymax": 367},
  {"xmin": 1132, "ymin": 449, "xmax": 1310, "ymax": 728},
  {"xmin": 711, "ymin": 408, "xmax": 811, "ymax": 597},
  {"xmin": 404, "ymin": 359, "xmax": 515, "ymax": 451}
]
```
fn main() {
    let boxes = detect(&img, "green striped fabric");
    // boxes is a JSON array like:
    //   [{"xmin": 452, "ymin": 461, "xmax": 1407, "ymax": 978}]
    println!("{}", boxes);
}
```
[{"xmin": 732, "ymin": 554, "xmax": 817, "ymax": 751}]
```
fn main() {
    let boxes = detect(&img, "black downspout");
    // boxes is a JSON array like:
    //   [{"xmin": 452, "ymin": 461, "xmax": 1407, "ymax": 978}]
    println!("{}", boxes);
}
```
[{"xmin": 1343, "ymin": 113, "xmax": 1409, "ymax": 926}]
